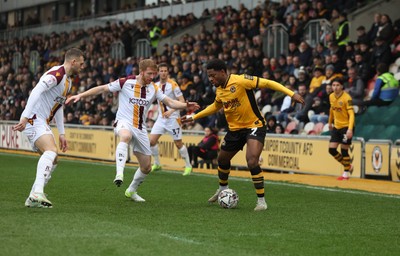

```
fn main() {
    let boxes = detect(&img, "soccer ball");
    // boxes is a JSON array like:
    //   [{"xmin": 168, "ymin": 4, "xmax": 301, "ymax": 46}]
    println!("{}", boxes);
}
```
[{"xmin": 218, "ymin": 188, "xmax": 239, "ymax": 209}]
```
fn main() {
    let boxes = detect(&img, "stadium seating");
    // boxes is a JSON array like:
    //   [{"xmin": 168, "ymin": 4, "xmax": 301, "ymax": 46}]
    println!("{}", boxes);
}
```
[
  {"xmin": 314, "ymin": 122, "xmax": 325, "ymax": 134},
  {"xmin": 285, "ymin": 121, "xmax": 298, "ymax": 134},
  {"xmin": 303, "ymin": 122, "xmax": 315, "ymax": 134},
  {"xmin": 355, "ymin": 96, "xmax": 400, "ymax": 142}
]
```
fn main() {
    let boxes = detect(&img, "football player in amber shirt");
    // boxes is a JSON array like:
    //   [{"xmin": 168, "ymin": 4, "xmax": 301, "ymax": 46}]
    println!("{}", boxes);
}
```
[
  {"xmin": 328, "ymin": 77, "xmax": 355, "ymax": 180},
  {"xmin": 182, "ymin": 59, "xmax": 304, "ymax": 211}
]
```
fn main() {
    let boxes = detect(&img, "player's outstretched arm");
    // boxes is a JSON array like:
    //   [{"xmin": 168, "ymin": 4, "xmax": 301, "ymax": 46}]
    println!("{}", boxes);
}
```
[
  {"xmin": 66, "ymin": 84, "xmax": 109, "ymax": 104},
  {"xmin": 162, "ymin": 96, "xmax": 200, "ymax": 111}
]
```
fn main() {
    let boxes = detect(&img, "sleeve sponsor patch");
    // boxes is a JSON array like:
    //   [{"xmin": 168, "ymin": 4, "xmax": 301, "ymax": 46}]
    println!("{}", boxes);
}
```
[
  {"xmin": 43, "ymin": 75, "xmax": 57, "ymax": 88},
  {"xmin": 244, "ymin": 74, "xmax": 254, "ymax": 80},
  {"xmin": 348, "ymin": 100, "xmax": 353, "ymax": 106}
]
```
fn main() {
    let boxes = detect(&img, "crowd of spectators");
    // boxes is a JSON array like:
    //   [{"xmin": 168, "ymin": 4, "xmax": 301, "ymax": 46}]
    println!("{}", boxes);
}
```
[{"xmin": 1, "ymin": 0, "xmax": 400, "ymax": 135}]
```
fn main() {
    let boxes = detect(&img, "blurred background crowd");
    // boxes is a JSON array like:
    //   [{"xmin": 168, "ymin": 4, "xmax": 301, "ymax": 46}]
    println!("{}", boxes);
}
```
[{"xmin": 1, "ymin": 0, "xmax": 399, "ymax": 135}]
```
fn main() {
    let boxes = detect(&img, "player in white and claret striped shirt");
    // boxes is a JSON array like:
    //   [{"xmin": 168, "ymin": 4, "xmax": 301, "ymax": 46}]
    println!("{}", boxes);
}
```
[
  {"xmin": 13, "ymin": 48, "xmax": 85, "ymax": 208},
  {"xmin": 149, "ymin": 63, "xmax": 192, "ymax": 176},
  {"xmin": 67, "ymin": 59, "xmax": 199, "ymax": 202}
]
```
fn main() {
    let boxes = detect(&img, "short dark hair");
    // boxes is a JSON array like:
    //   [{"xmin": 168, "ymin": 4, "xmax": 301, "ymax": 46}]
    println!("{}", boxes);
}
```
[
  {"xmin": 206, "ymin": 59, "xmax": 227, "ymax": 72},
  {"xmin": 377, "ymin": 63, "xmax": 389, "ymax": 74},
  {"xmin": 158, "ymin": 62, "xmax": 169, "ymax": 70},
  {"xmin": 65, "ymin": 48, "xmax": 84, "ymax": 61},
  {"xmin": 332, "ymin": 77, "xmax": 344, "ymax": 85}
]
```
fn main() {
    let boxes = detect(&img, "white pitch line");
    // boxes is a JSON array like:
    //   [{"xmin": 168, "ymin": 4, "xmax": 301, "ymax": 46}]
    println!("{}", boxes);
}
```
[{"xmin": 160, "ymin": 233, "xmax": 202, "ymax": 245}]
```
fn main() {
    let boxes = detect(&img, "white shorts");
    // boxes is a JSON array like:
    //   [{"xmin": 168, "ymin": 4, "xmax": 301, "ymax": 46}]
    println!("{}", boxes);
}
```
[
  {"xmin": 114, "ymin": 120, "xmax": 151, "ymax": 155},
  {"xmin": 23, "ymin": 118, "xmax": 55, "ymax": 152},
  {"xmin": 150, "ymin": 117, "xmax": 182, "ymax": 140}
]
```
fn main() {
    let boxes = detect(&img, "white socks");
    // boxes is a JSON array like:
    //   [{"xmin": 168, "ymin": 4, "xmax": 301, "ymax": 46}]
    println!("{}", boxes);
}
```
[
  {"xmin": 32, "ymin": 151, "xmax": 57, "ymax": 194},
  {"xmin": 219, "ymin": 185, "xmax": 228, "ymax": 191},
  {"xmin": 151, "ymin": 144, "xmax": 160, "ymax": 165},
  {"xmin": 128, "ymin": 168, "xmax": 147, "ymax": 192},
  {"xmin": 116, "ymin": 142, "xmax": 128, "ymax": 176},
  {"xmin": 179, "ymin": 145, "xmax": 191, "ymax": 167}
]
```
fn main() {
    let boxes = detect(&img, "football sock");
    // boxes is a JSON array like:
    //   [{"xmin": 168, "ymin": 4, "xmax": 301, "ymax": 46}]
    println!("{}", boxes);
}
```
[
  {"xmin": 151, "ymin": 144, "xmax": 160, "ymax": 165},
  {"xmin": 217, "ymin": 162, "xmax": 230, "ymax": 187},
  {"xmin": 128, "ymin": 168, "xmax": 147, "ymax": 192},
  {"xmin": 44, "ymin": 164, "xmax": 57, "ymax": 187},
  {"xmin": 179, "ymin": 145, "xmax": 191, "ymax": 167},
  {"xmin": 250, "ymin": 166, "xmax": 265, "ymax": 197},
  {"xmin": 116, "ymin": 142, "xmax": 128, "ymax": 176},
  {"xmin": 329, "ymin": 148, "xmax": 343, "ymax": 163},
  {"xmin": 32, "ymin": 151, "xmax": 57, "ymax": 194},
  {"xmin": 340, "ymin": 149, "xmax": 351, "ymax": 171}
]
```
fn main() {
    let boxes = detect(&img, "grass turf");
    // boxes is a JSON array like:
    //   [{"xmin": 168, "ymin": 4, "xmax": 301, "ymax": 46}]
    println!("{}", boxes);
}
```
[{"xmin": 1, "ymin": 152, "xmax": 400, "ymax": 256}]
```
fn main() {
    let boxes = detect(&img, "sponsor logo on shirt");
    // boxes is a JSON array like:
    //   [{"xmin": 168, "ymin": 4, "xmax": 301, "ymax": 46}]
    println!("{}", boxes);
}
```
[
  {"xmin": 129, "ymin": 97, "xmax": 149, "ymax": 106},
  {"xmin": 54, "ymin": 96, "xmax": 66, "ymax": 104},
  {"xmin": 222, "ymin": 98, "xmax": 241, "ymax": 109}
]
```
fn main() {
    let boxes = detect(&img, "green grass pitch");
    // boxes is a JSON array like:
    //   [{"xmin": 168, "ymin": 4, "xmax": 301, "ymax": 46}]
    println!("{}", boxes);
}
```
[{"xmin": 1, "ymin": 152, "xmax": 400, "ymax": 256}]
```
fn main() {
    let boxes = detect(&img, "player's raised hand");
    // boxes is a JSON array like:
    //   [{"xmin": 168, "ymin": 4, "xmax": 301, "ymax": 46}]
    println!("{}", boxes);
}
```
[
  {"xmin": 186, "ymin": 101, "xmax": 200, "ymax": 111},
  {"xmin": 181, "ymin": 114, "xmax": 194, "ymax": 124},
  {"xmin": 291, "ymin": 93, "xmax": 305, "ymax": 106},
  {"xmin": 66, "ymin": 94, "xmax": 81, "ymax": 105}
]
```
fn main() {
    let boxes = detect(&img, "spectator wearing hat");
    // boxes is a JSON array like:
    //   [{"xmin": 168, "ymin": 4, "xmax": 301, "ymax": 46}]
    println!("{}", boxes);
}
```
[
  {"xmin": 297, "ymin": 66, "xmax": 310, "ymax": 86},
  {"xmin": 319, "ymin": 64, "xmax": 343, "ymax": 96}
]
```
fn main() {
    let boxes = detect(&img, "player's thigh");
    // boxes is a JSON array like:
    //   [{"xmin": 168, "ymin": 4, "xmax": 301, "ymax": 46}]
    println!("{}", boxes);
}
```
[
  {"xmin": 114, "ymin": 121, "xmax": 133, "ymax": 142},
  {"xmin": 150, "ymin": 119, "xmax": 166, "ymax": 135},
  {"xmin": 24, "ymin": 122, "xmax": 56, "ymax": 153},
  {"xmin": 35, "ymin": 134, "xmax": 58, "ymax": 153},
  {"xmin": 131, "ymin": 128, "xmax": 152, "ymax": 156},
  {"xmin": 246, "ymin": 139, "xmax": 264, "ymax": 167},
  {"xmin": 149, "ymin": 133, "xmax": 162, "ymax": 146},
  {"xmin": 217, "ymin": 149, "xmax": 238, "ymax": 165}
]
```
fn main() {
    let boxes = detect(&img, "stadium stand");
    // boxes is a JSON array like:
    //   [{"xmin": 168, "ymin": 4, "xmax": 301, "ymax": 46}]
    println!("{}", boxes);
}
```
[{"xmin": 0, "ymin": 0, "xmax": 399, "ymax": 142}]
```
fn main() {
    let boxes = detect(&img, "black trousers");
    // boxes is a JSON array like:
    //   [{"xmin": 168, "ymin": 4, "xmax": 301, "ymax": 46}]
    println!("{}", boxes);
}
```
[{"xmin": 187, "ymin": 146, "xmax": 218, "ymax": 168}]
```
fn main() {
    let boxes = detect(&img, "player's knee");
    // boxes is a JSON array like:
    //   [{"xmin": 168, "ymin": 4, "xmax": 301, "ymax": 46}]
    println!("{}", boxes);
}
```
[
  {"xmin": 43, "ymin": 150, "xmax": 57, "ymax": 162},
  {"xmin": 329, "ymin": 148, "xmax": 337, "ymax": 156},
  {"xmin": 341, "ymin": 148, "xmax": 349, "ymax": 157},
  {"xmin": 247, "ymin": 157, "xmax": 259, "ymax": 169},
  {"xmin": 217, "ymin": 161, "xmax": 230, "ymax": 170},
  {"xmin": 174, "ymin": 141, "xmax": 183, "ymax": 148}
]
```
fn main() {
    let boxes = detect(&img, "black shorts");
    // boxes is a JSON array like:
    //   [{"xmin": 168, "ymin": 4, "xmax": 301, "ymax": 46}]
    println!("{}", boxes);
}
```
[
  {"xmin": 330, "ymin": 127, "xmax": 353, "ymax": 145},
  {"xmin": 221, "ymin": 127, "xmax": 267, "ymax": 152}
]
